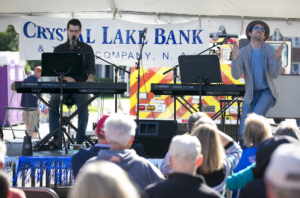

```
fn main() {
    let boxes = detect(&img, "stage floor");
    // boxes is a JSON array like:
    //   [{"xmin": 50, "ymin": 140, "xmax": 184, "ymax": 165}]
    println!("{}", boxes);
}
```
[{"xmin": 3, "ymin": 111, "xmax": 100, "ymax": 157}]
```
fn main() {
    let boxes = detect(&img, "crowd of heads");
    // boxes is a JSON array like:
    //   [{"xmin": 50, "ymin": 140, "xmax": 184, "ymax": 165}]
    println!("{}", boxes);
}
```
[{"xmin": 1, "ymin": 111, "xmax": 300, "ymax": 198}]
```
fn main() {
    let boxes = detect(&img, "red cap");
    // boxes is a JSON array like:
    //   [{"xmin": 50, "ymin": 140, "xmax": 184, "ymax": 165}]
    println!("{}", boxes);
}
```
[
  {"xmin": 227, "ymin": 38, "xmax": 234, "ymax": 44},
  {"xmin": 96, "ymin": 115, "xmax": 110, "ymax": 135}
]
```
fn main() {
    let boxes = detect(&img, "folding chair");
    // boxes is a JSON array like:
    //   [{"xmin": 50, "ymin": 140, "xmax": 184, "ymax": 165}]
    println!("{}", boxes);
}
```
[
  {"xmin": 1, "ymin": 92, "xmax": 41, "ymax": 139},
  {"xmin": 16, "ymin": 187, "xmax": 59, "ymax": 198}
]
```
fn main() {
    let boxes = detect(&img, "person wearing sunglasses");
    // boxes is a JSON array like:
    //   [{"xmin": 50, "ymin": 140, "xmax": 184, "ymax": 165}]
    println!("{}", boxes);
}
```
[{"xmin": 230, "ymin": 20, "xmax": 284, "ymax": 147}]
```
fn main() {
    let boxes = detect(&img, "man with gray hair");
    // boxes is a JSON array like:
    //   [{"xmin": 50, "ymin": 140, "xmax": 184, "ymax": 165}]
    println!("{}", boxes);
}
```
[
  {"xmin": 142, "ymin": 135, "xmax": 221, "ymax": 198},
  {"xmin": 160, "ymin": 112, "xmax": 208, "ymax": 175},
  {"xmin": 97, "ymin": 113, "xmax": 164, "ymax": 190},
  {"xmin": 265, "ymin": 143, "xmax": 300, "ymax": 198}
]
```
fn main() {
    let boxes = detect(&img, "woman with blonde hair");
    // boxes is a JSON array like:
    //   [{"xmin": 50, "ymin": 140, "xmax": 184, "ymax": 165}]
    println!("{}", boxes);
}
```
[
  {"xmin": 68, "ymin": 161, "xmax": 140, "ymax": 198},
  {"xmin": 160, "ymin": 112, "xmax": 208, "ymax": 175},
  {"xmin": 192, "ymin": 122, "xmax": 242, "ymax": 195},
  {"xmin": 242, "ymin": 113, "xmax": 272, "ymax": 148},
  {"xmin": 231, "ymin": 113, "xmax": 271, "ymax": 198},
  {"xmin": 237, "ymin": 113, "xmax": 271, "ymax": 173}
]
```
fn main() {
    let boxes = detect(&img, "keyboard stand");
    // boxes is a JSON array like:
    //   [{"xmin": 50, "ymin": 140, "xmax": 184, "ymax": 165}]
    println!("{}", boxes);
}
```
[
  {"xmin": 33, "ymin": 93, "xmax": 98, "ymax": 153},
  {"xmin": 212, "ymin": 98, "xmax": 243, "ymax": 141}
]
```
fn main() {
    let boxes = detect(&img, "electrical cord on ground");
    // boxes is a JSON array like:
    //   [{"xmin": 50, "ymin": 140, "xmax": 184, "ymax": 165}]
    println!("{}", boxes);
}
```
[{"xmin": 4, "ymin": 139, "xmax": 12, "ymax": 152}]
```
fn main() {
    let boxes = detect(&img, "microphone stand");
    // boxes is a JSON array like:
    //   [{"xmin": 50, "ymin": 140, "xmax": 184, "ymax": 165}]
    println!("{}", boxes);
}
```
[
  {"xmin": 136, "ymin": 35, "xmax": 146, "ymax": 124},
  {"xmin": 74, "ymin": 46, "xmax": 130, "ymax": 113},
  {"xmin": 53, "ymin": 67, "xmax": 72, "ymax": 152},
  {"xmin": 197, "ymin": 38, "xmax": 228, "ymax": 55}
]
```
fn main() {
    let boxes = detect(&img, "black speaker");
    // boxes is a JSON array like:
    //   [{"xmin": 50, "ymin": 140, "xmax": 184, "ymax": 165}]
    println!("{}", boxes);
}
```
[
  {"xmin": 134, "ymin": 120, "xmax": 177, "ymax": 158},
  {"xmin": 22, "ymin": 136, "xmax": 33, "ymax": 156}
]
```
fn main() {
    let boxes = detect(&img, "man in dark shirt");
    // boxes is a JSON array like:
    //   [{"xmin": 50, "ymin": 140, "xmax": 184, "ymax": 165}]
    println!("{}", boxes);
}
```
[
  {"xmin": 71, "ymin": 115, "xmax": 110, "ymax": 178},
  {"xmin": 49, "ymin": 19, "xmax": 96, "ymax": 145},
  {"xmin": 142, "ymin": 135, "xmax": 221, "ymax": 198},
  {"xmin": 21, "ymin": 66, "xmax": 42, "ymax": 137}
]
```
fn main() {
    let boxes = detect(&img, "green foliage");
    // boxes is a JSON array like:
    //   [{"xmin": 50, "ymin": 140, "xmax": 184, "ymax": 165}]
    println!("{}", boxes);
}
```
[
  {"xmin": 0, "ymin": 25, "xmax": 19, "ymax": 51},
  {"xmin": 24, "ymin": 61, "xmax": 32, "ymax": 73},
  {"xmin": 26, "ymin": 60, "xmax": 42, "ymax": 70}
]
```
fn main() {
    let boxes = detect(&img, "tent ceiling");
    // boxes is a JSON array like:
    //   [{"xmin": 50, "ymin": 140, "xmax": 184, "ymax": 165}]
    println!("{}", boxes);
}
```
[{"xmin": 0, "ymin": 0, "xmax": 300, "ymax": 20}]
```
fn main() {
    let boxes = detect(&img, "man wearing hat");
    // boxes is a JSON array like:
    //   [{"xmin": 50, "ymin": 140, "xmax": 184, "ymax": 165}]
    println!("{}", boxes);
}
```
[
  {"xmin": 21, "ymin": 66, "xmax": 42, "ymax": 138},
  {"xmin": 71, "ymin": 115, "xmax": 110, "ymax": 178},
  {"xmin": 231, "ymin": 20, "xmax": 285, "ymax": 145}
]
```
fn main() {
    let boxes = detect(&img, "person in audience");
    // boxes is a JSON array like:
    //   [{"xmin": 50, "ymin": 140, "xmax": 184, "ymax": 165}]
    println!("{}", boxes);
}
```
[
  {"xmin": 227, "ymin": 133, "xmax": 300, "ymax": 193},
  {"xmin": 0, "ymin": 140, "xmax": 26, "ymax": 198},
  {"xmin": 265, "ymin": 143, "xmax": 300, "ymax": 198},
  {"xmin": 142, "ymin": 135, "xmax": 221, "ymax": 198},
  {"xmin": 68, "ymin": 161, "xmax": 139, "ymax": 198},
  {"xmin": 240, "ymin": 136, "xmax": 299, "ymax": 198},
  {"xmin": 275, "ymin": 121, "xmax": 300, "ymax": 140},
  {"xmin": 0, "ymin": 171, "xmax": 9, "ymax": 198},
  {"xmin": 96, "ymin": 113, "xmax": 164, "ymax": 190},
  {"xmin": 192, "ymin": 123, "xmax": 242, "ymax": 195},
  {"xmin": 160, "ymin": 112, "xmax": 208, "ymax": 175},
  {"xmin": 187, "ymin": 112, "xmax": 208, "ymax": 134},
  {"xmin": 232, "ymin": 113, "xmax": 271, "ymax": 198},
  {"xmin": 71, "ymin": 115, "xmax": 110, "ymax": 178},
  {"xmin": 26, "ymin": 70, "xmax": 33, "ymax": 76},
  {"xmin": 21, "ymin": 66, "xmax": 42, "ymax": 138}
]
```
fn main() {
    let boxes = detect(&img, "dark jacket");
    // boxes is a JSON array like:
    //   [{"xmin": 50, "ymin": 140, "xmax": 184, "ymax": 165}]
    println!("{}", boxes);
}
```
[
  {"xmin": 54, "ymin": 40, "xmax": 96, "ymax": 82},
  {"xmin": 21, "ymin": 76, "xmax": 39, "ymax": 108},
  {"xmin": 241, "ymin": 136, "xmax": 299, "ymax": 198},
  {"xmin": 71, "ymin": 144, "xmax": 109, "ymax": 178},
  {"xmin": 97, "ymin": 149, "xmax": 164, "ymax": 191},
  {"xmin": 142, "ymin": 173, "xmax": 222, "ymax": 198},
  {"xmin": 241, "ymin": 178, "xmax": 266, "ymax": 198},
  {"xmin": 131, "ymin": 139, "xmax": 147, "ymax": 158}
]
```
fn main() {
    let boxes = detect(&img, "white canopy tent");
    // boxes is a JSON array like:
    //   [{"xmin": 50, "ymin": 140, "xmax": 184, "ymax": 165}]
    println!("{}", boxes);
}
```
[{"xmin": 0, "ymin": 0, "xmax": 300, "ymax": 37}]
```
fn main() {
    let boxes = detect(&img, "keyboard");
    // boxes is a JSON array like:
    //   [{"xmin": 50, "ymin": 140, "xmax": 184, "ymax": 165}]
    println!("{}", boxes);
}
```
[
  {"xmin": 11, "ymin": 81, "xmax": 127, "ymax": 94},
  {"xmin": 151, "ymin": 83, "xmax": 245, "ymax": 96}
]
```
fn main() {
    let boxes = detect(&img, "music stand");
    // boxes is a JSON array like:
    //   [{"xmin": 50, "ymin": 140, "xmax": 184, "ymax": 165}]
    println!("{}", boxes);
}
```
[
  {"xmin": 178, "ymin": 55, "xmax": 222, "ymax": 111},
  {"xmin": 41, "ymin": 53, "xmax": 85, "ymax": 77},
  {"xmin": 33, "ymin": 52, "xmax": 92, "ymax": 154}
]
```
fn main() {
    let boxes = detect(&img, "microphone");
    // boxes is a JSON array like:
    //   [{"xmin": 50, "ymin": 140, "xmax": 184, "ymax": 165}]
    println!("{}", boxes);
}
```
[
  {"xmin": 70, "ymin": 36, "xmax": 76, "ymax": 52},
  {"xmin": 140, "ymin": 28, "xmax": 147, "ymax": 39}
]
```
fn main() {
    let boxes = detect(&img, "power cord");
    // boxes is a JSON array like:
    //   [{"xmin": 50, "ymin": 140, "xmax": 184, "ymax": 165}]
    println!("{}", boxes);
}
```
[{"xmin": 4, "ymin": 139, "xmax": 12, "ymax": 152}]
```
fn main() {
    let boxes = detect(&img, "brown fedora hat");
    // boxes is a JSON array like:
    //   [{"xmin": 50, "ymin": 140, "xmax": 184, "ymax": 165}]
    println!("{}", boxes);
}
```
[{"xmin": 246, "ymin": 20, "xmax": 270, "ymax": 41}]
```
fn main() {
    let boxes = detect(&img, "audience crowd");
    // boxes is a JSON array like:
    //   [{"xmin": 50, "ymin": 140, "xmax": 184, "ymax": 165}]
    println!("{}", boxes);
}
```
[{"xmin": 0, "ymin": 112, "xmax": 299, "ymax": 198}]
